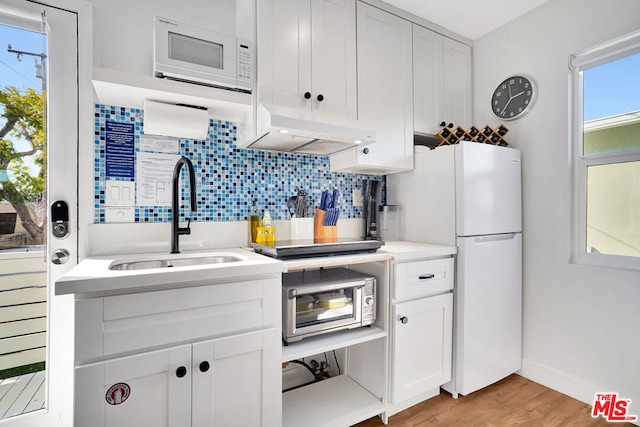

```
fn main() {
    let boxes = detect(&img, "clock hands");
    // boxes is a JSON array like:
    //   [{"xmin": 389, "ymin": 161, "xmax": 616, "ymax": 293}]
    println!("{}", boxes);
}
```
[
  {"xmin": 500, "ymin": 88, "xmax": 525, "ymax": 115},
  {"xmin": 493, "ymin": 76, "xmax": 535, "ymax": 120},
  {"xmin": 500, "ymin": 98, "xmax": 513, "ymax": 116}
]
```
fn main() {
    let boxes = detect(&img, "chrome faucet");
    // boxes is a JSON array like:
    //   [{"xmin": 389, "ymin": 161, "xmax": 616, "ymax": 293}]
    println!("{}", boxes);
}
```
[{"xmin": 171, "ymin": 156, "xmax": 197, "ymax": 254}]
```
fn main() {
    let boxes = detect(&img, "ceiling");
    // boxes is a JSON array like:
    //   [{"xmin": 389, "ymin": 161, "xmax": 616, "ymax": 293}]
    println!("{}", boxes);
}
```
[{"xmin": 380, "ymin": 0, "xmax": 552, "ymax": 40}]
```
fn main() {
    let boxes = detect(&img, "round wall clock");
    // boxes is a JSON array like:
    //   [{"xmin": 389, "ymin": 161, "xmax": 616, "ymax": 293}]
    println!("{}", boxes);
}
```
[{"xmin": 491, "ymin": 75, "xmax": 537, "ymax": 120}]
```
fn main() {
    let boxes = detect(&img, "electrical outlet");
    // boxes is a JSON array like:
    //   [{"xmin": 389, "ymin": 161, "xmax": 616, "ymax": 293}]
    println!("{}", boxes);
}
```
[{"xmin": 352, "ymin": 189, "xmax": 363, "ymax": 207}]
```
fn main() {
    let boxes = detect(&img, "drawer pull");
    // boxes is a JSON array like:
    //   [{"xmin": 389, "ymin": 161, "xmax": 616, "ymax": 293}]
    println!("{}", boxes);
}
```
[
  {"xmin": 176, "ymin": 366, "xmax": 187, "ymax": 378},
  {"xmin": 419, "ymin": 274, "xmax": 435, "ymax": 280},
  {"xmin": 400, "ymin": 316, "xmax": 408, "ymax": 324},
  {"xmin": 199, "ymin": 361, "xmax": 210, "ymax": 373}
]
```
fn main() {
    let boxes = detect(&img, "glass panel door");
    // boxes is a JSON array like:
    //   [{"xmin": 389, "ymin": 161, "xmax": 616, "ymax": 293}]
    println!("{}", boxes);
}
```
[
  {"xmin": 0, "ymin": 17, "xmax": 48, "ymax": 421},
  {"xmin": 0, "ymin": 2, "xmax": 78, "ymax": 424}
]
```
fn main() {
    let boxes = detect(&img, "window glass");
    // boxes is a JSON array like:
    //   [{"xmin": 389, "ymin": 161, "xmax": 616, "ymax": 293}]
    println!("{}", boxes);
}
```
[
  {"xmin": 583, "ymin": 52, "xmax": 640, "ymax": 155},
  {"xmin": 573, "ymin": 31, "xmax": 640, "ymax": 267},
  {"xmin": 586, "ymin": 161, "xmax": 640, "ymax": 257}
]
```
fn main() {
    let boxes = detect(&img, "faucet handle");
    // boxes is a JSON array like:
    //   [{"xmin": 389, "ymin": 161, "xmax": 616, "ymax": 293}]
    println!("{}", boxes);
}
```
[{"xmin": 178, "ymin": 218, "xmax": 192, "ymax": 236}]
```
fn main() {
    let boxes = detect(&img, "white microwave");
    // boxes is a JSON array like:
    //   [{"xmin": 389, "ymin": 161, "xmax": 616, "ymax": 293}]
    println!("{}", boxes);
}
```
[{"xmin": 153, "ymin": 17, "xmax": 253, "ymax": 92}]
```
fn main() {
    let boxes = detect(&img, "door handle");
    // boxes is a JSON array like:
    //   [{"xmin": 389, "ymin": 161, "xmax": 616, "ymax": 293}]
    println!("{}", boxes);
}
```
[
  {"xmin": 474, "ymin": 233, "xmax": 517, "ymax": 243},
  {"xmin": 419, "ymin": 274, "xmax": 435, "ymax": 280},
  {"xmin": 51, "ymin": 249, "xmax": 70, "ymax": 265}
]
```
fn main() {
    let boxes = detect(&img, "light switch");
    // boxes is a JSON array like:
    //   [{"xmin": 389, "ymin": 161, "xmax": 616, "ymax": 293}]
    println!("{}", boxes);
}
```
[{"xmin": 105, "ymin": 180, "xmax": 135, "ymax": 207}]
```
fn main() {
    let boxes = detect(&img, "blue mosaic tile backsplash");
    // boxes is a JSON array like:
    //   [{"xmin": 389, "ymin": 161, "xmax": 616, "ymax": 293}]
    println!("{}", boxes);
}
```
[{"xmin": 94, "ymin": 104, "xmax": 384, "ymax": 223}]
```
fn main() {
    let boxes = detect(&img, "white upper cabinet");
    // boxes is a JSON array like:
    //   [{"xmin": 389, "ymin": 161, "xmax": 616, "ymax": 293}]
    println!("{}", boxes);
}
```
[
  {"xmin": 330, "ymin": 2, "xmax": 413, "ymax": 174},
  {"xmin": 413, "ymin": 24, "xmax": 472, "ymax": 135},
  {"xmin": 257, "ymin": 0, "xmax": 357, "ymax": 122}
]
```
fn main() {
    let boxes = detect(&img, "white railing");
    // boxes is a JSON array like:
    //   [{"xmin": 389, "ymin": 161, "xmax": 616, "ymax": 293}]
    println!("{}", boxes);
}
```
[{"xmin": 0, "ymin": 251, "xmax": 47, "ymax": 372}]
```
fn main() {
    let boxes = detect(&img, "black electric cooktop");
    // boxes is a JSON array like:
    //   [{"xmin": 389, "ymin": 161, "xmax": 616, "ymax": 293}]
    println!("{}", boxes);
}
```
[{"xmin": 251, "ymin": 238, "xmax": 384, "ymax": 259}]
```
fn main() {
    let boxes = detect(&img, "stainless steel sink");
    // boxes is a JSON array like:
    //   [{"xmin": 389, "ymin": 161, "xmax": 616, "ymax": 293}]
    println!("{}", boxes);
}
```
[{"xmin": 110, "ymin": 255, "xmax": 244, "ymax": 271}]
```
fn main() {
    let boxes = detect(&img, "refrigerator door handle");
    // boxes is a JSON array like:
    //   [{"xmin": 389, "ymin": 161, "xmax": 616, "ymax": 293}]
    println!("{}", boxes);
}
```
[
  {"xmin": 419, "ymin": 273, "xmax": 436, "ymax": 280},
  {"xmin": 473, "ymin": 233, "xmax": 518, "ymax": 243}
]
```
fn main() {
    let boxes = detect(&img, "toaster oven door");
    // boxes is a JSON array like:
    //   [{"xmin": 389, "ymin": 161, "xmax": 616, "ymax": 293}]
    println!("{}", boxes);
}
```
[{"xmin": 284, "ymin": 280, "xmax": 364, "ymax": 342}]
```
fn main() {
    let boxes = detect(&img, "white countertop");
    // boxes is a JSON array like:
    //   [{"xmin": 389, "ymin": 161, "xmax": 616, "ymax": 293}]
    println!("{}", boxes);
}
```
[
  {"xmin": 55, "ymin": 247, "xmax": 284, "ymax": 298},
  {"xmin": 56, "ymin": 241, "xmax": 455, "ymax": 298},
  {"xmin": 380, "ymin": 241, "xmax": 457, "ymax": 261}
]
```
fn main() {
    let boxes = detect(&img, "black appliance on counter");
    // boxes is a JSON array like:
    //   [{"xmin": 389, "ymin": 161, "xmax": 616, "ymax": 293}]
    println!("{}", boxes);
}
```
[
  {"xmin": 364, "ymin": 179, "xmax": 383, "ymax": 240},
  {"xmin": 251, "ymin": 238, "xmax": 383, "ymax": 259}
]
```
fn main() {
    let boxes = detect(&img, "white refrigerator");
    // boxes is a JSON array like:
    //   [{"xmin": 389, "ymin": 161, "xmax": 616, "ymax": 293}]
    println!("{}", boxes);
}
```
[{"xmin": 387, "ymin": 141, "xmax": 522, "ymax": 397}]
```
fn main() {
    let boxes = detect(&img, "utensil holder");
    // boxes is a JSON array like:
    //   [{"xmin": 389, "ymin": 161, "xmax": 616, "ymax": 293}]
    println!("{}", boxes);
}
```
[
  {"xmin": 314, "ymin": 209, "xmax": 337, "ymax": 242},
  {"xmin": 290, "ymin": 217, "xmax": 314, "ymax": 240}
]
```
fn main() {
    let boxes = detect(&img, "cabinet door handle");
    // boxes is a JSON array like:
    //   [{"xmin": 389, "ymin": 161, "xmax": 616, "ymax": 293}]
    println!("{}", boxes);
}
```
[
  {"xmin": 400, "ymin": 316, "xmax": 408, "ymax": 324},
  {"xmin": 316, "ymin": 94, "xmax": 324, "ymax": 102},
  {"xmin": 304, "ymin": 91, "xmax": 312, "ymax": 99},
  {"xmin": 419, "ymin": 274, "xmax": 435, "ymax": 280},
  {"xmin": 199, "ymin": 361, "xmax": 210, "ymax": 373},
  {"xmin": 176, "ymin": 366, "xmax": 187, "ymax": 378}
]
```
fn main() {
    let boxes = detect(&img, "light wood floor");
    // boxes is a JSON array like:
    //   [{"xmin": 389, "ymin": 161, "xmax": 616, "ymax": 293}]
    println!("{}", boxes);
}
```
[{"xmin": 355, "ymin": 374, "xmax": 635, "ymax": 426}]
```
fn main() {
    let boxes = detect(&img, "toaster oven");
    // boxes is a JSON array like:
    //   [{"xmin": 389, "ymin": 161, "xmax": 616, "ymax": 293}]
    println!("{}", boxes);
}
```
[{"xmin": 282, "ymin": 268, "xmax": 376, "ymax": 343}]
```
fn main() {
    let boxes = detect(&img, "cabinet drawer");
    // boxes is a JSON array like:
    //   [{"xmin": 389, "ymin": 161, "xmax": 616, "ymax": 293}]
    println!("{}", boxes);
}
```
[
  {"xmin": 76, "ymin": 278, "xmax": 280, "ymax": 362},
  {"xmin": 394, "ymin": 257, "xmax": 453, "ymax": 301}
]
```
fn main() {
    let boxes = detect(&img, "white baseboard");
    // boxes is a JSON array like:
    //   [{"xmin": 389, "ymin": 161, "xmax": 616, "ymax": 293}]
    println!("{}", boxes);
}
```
[
  {"xmin": 519, "ymin": 359, "xmax": 639, "ymax": 427},
  {"xmin": 519, "ymin": 359, "xmax": 598, "ymax": 405}
]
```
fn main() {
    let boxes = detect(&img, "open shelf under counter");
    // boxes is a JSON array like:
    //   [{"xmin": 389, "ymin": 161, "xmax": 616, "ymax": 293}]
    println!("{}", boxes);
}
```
[
  {"xmin": 92, "ymin": 66, "xmax": 253, "ymax": 124},
  {"xmin": 283, "ymin": 375, "xmax": 385, "ymax": 427},
  {"xmin": 282, "ymin": 326, "xmax": 386, "ymax": 362}
]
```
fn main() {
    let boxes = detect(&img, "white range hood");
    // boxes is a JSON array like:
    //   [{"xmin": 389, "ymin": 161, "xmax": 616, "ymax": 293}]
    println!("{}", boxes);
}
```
[{"xmin": 241, "ymin": 104, "xmax": 376, "ymax": 155}]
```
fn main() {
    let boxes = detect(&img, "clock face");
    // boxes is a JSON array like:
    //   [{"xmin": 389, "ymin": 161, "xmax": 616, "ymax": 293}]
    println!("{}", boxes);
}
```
[{"xmin": 491, "ymin": 75, "xmax": 537, "ymax": 120}]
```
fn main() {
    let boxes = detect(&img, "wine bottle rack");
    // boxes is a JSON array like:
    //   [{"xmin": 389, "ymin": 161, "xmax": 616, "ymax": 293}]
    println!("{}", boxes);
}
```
[{"xmin": 436, "ymin": 124, "xmax": 509, "ymax": 147}]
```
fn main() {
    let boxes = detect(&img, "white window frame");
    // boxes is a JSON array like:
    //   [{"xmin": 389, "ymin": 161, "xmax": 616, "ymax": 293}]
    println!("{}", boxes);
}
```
[{"xmin": 570, "ymin": 29, "xmax": 640, "ymax": 270}]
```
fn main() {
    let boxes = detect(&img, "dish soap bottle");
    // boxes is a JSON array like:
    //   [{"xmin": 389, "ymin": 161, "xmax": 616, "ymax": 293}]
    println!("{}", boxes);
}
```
[
  {"xmin": 249, "ymin": 200, "xmax": 262, "ymax": 243},
  {"xmin": 263, "ymin": 209, "xmax": 276, "ymax": 245}
]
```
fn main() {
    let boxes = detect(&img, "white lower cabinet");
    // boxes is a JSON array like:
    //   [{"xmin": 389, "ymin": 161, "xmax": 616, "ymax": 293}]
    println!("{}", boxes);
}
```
[
  {"xmin": 391, "ymin": 293, "xmax": 452, "ymax": 403},
  {"xmin": 73, "ymin": 277, "xmax": 281, "ymax": 427},
  {"xmin": 387, "ymin": 256, "xmax": 454, "ymax": 416},
  {"xmin": 76, "ymin": 328, "xmax": 281, "ymax": 427}
]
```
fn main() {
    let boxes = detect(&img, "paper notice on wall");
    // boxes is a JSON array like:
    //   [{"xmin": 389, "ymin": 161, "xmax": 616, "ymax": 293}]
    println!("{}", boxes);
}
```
[
  {"xmin": 136, "ymin": 152, "xmax": 181, "ymax": 206},
  {"xmin": 139, "ymin": 134, "xmax": 179, "ymax": 153},
  {"xmin": 105, "ymin": 121, "xmax": 135, "ymax": 178}
]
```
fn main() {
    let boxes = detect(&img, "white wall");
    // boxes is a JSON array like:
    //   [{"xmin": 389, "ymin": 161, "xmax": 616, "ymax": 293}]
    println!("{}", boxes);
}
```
[
  {"xmin": 473, "ymin": 0, "xmax": 640, "ymax": 412},
  {"xmin": 90, "ymin": 0, "xmax": 239, "ymax": 74}
]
